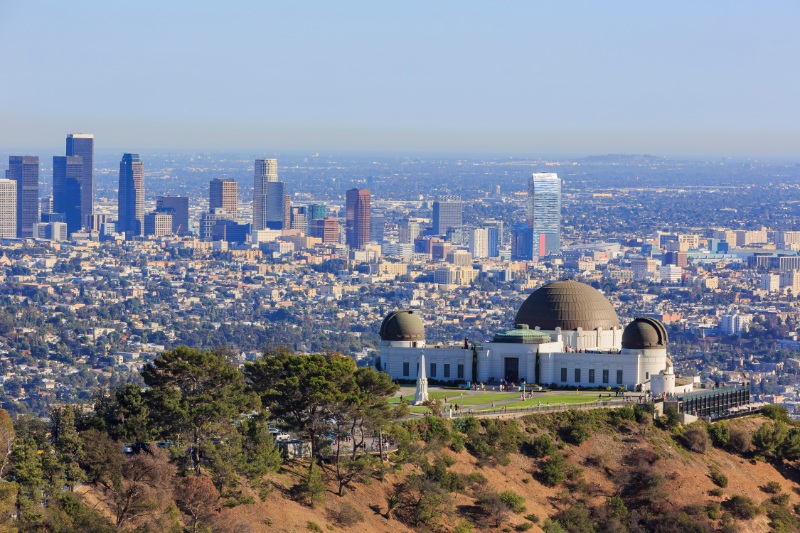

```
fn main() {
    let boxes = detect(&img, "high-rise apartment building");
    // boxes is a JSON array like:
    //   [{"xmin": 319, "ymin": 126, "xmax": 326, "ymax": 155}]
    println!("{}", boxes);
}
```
[
  {"xmin": 118, "ymin": 153, "xmax": 145, "ymax": 238},
  {"xmin": 432, "ymin": 196, "xmax": 462, "ymax": 236},
  {"xmin": 0, "ymin": 179, "xmax": 17, "ymax": 238},
  {"xmin": 6, "ymin": 156, "xmax": 38, "ymax": 238},
  {"xmin": 66, "ymin": 133, "xmax": 94, "ymax": 230},
  {"xmin": 345, "ymin": 188, "xmax": 370, "ymax": 249},
  {"xmin": 253, "ymin": 158, "xmax": 278, "ymax": 231},
  {"xmin": 529, "ymin": 172, "xmax": 561, "ymax": 257},
  {"xmin": 156, "ymin": 196, "xmax": 190, "ymax": 235},
  {"xmin": 210, "ymin": 178, "xmax": 238, "ymax": 218},
  {"xmin": 53, "ymin": 155, "xmax": 83, "ymax": 235},
  {"xmin": 469, "ymin": 227, "xmax": 490, "ymax": 259}
]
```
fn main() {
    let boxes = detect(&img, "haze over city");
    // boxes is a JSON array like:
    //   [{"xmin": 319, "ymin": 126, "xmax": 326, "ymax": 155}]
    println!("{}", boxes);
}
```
[{"xmin": 2, "ymin": 1, "xmax": 799, "ymax": 157}]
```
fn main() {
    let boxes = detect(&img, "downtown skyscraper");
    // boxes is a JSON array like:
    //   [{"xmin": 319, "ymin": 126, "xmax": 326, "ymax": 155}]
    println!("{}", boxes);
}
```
[
  {"xmin": 53, "ymin": 155, "xmax": 83, "ymax": 235},
  {"xmin": 253, "ymin": 158, "xmax": 278, "ymax": 231},
  {"xmin": 117, "ymin": 153, "xmax": 145, "ymax": 238},
  {"xmin": 346, "ymin": 188, "xmax": 371, "ymax": 249},
  {"xmin": 433, "ymin": 196, "xmax": 462, "ymax": 236},
  {"xmin": 528, "ymin": 172, "xmax": 561, "ymax": 258},
  {"xmin": 0, "ymin": 179, "xmax": 17, "ymax": 238},
  {"xmin": 66, "ymin": 134, "xmax": 94, "ymax": 230},
  {"xmin": 210, "ymin": 178, "xmax": 238, "ymax": 218},
  {"xmin": 6, "ymin": 156, "xmax": 39, "ymax": 238}
]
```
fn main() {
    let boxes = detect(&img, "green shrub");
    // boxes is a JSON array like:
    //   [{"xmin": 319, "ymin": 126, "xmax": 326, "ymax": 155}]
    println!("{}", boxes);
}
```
[
  {"xmin": 542, "ymin": 518, "xmax": 567, "ymax": 533},
  {"xmin": 770, "ymin": 493, "xmax": 790, "ymax": 507},
  {"xmin": 454, "ymin": 416, "xmax": 480, "ymax": 435},
  {"xmin": 763, "ymin": 481, "xmax": 782, "ymax": 494},
  {"xmin": 516, "ymin": 523, "xmax": 533, "ymax": 531},
  {"xmin": 540, "ymin": 454, "xmax": 569, "ymax": 487},
  {"xmin": 708, "ymin": 421, "xmax": 731, "ymax": 448},
  {"xmin": 453, "ymin": 520, "xmax": 474, "ymax": 533},
  {"xmin": 451, "ymin": 433, "xmax": 465, "ymax": 452},
  {"xmin": 307, "ymin": 521, "xmax": 322, "ymax": 532},
  {"xmin": 706, "ymin": 501, "xmax": 721, "ymax": 519},
  {"xmin": 709, "ymin": 488, "xmax": 724, "ymax": 497},
  {"xmin": 664, "ymin": 406, "xmax": 681, "ymax": 429},
  {"xmin": 524, "ymin": 513, "xmax": 540, "ymax": 523},
  {"xmin": 499, "ymin": 490, "xmax": 527, "ymax": 513},
  {"xmin": 724, "ymin": 495, "xmax": 761, "ymax": 520},
  {"xmin": 762, "ymin": 405, "xmax": 791, "ymax": 424},
  {"xmin": 709, "ymin": 466, "xmax": 728, "ymax": 488},
  {"xmin": 531, "ymin": 434, "xmax": 555, "ymax": 458}
]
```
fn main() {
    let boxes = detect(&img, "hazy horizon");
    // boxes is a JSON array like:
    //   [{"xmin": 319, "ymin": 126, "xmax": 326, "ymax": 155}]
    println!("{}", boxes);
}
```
[{"xmin": 2, "ymin": 1, "xmax": 799, "ymax": 158}]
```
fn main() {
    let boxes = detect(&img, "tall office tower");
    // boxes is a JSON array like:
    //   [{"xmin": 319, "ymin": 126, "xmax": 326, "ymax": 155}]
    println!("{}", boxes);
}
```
[
  {"xmin": 6, "ymin": 156, "xmax": 38, "ymax": 237},
  {"xmin": 309, "ymin": 216, "xmax": 339, "ymax": 243},
  {"xmin": 432, "ymin": 196, "xmax": 462, "ymax": 236},
  {"xmin": 117, "ymin": 153, "xmax": 145, "ymax": 238},
  {"xmin": 210, "ymin": 178, "xmax": 238, "ymax": 218},
  {"xmin": 528, "ymin": 172, "xmax": 561, "ymax": 257},
  {"xmin": 156, "ymin": 196, "xmax": 190, "ymax": 235},
  {"xmin": 370, "ymin": 213, "xmax": 385, "ymax": 243},
  {"xmin": 307, "ymin": 203, "xmax": 326, "ymax": 221},
  {"xmin": 0, "ymin": 179, "xmax": 17, "ymax": 238},
  {"xmin": 253, "ymin": 158, "xmax": 278, "ymax": 230},
  {"xmin": 53, "ymin": 155, "xmax": 83, "ymax": 235},
  {"xmin": 66, "ymin": 133, "xmax": 94, "ymax": 230},
  {"xmin": 264, "ymin": 181, "xmax": 287, "ymax": 229},
  {"xmin": 345, "ymin": 188, "xmax": 370, "ymax": 249}
]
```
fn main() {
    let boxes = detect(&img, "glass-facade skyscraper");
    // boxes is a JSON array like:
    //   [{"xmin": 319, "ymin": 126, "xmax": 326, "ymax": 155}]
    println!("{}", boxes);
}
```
[
  {"xmin": 66, "ymin": 134, "xmax": 94, "ymax": 230},
  {"xmin": 53, "ymin": 155, "xmax": 83, "ymax": 236},
  {"xmin": 432, "ymin": 196, "xmax": 462, "ymax": 236},
  {"xmin": 6, "ymin": 156, "xmax": 39, "ymax": 238},
  {"xmin": 528, "ymin": 172, "xmax": 561, "ymax": 258},
  {"xmin": 118, "ymin": 153, "xmax": 145, "ymax": 238},
  {"xmin": 253, "ymin": 158, "xmax": 278, "ymax": 231},
  {"xmin": 345, "ymin": 188, "xmax": 370, "ymax": 249}
]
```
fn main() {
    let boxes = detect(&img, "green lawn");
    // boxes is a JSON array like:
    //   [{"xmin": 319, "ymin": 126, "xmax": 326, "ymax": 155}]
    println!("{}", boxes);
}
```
[{"xmin": 389, "ymin": 391, "xmax": 519, "ymax": 407}]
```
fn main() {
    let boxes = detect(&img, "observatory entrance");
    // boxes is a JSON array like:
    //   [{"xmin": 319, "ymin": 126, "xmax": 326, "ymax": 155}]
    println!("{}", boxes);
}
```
[{"xmin": 504, "ymin": 357, "xmax": 519, "ymax": 382}]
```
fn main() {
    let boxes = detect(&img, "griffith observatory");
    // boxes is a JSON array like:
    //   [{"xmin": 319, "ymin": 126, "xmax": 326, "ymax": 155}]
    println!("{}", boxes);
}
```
[{"xmin": 378, "ymin": 280, "xmax": 689, "ymax": 395}]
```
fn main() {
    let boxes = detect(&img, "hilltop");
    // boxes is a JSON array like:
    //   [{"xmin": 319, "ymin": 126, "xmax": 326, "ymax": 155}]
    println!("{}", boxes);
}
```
[{"xmin": 97, "ymin": 409, "xmax": 799, "ymax": 532}]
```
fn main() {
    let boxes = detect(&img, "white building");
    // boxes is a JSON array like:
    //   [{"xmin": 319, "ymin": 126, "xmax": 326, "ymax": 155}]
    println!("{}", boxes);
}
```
[
  {"xmin": 659, "ymin": 264, "xmax": 683, "ymax": 283},
  {"xmin": 379, "ymin": 280, "xmax": 680, "ymax": 393},
  {"xmin": 720, "ymin": 313, "xmax": 753, "ymax": 335},
  {"xmin": 761, "ymin": 273, "xmax": 781, "ymax": 293},
  {"xmin": 0, "ymin": 179, "xmax": 17, "ymax": 238},
  {"xmin": 469, "ymin": 227, "xmax": 489, "ymax": 259}
]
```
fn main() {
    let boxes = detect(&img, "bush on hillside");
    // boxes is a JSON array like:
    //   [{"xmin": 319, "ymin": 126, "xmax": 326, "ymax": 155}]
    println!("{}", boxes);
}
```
[
  {"xmin": 724, "ymin": 495, "xmax": 761, "ymax": 520},
  {"xmin": 683, "ymin": 424, "xmax": 710, "ymax": 453}
]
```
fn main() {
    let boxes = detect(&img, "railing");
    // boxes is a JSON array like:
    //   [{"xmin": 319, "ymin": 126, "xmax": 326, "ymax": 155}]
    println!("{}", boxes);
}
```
[{"xmin": 416, "ymin": 398, "xmax": 641, "ymax": 418}]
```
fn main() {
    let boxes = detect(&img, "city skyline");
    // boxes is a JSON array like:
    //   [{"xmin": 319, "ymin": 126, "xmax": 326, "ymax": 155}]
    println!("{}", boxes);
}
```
[{"xmin": 1, "ymin": 3, "xmax": 799, "ymax": 157}]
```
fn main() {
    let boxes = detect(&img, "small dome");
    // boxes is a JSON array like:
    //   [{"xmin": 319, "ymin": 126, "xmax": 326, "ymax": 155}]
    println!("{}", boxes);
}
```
[
  {"xmin": 380, "ymin": 310, "xmax": 425, "ymax": 342},
  {"xmin": 622, "ymin": 317, "xmax": 668, "ymax": 349},
  {"xmin": 514, "ymin": 280, "xmax": 621, "ymax": 331}
]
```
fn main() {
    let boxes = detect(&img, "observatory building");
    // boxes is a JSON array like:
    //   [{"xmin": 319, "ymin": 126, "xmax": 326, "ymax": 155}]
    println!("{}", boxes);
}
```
[{"xmin": 378, "ymin": 280, "xmax": 688, "ymax": 394}]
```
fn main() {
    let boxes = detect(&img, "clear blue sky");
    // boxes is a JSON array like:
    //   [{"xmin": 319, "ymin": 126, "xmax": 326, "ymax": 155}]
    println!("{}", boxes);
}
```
[{"xmin": 1, "ymin": 1, "xmax": 798, "ymax": 157}]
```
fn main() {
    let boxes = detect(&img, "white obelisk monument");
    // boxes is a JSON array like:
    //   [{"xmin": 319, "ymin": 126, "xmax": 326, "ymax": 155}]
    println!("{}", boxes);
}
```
[{"xmin": 413, "ymin": 351, "xmax": 429, "ymax": 405}]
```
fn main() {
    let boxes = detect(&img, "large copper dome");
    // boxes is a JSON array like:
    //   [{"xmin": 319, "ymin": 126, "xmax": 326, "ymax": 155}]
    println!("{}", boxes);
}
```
[
  {"xmin": 514, "ymin": 280, "xmax": 621, "ymax": 331},
  {"xmin": 380, "ymin": 310, "xmax": 425, "ymax": 342}
]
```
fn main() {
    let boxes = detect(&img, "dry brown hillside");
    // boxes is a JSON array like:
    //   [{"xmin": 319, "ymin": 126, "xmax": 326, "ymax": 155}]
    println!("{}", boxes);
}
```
[{"xmin": 80, "ymin": 410, "xmax": 800, "ymax": 532}]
